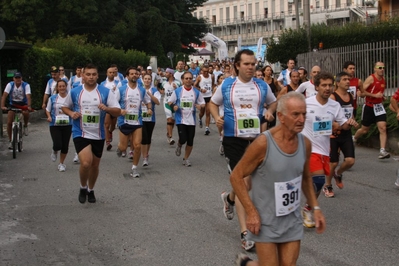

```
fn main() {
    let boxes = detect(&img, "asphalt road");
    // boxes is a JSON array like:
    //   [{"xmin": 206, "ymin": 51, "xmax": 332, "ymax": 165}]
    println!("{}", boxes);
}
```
[{"xmin": 1, "ymin": 109, "xmax": 399, "ymax": 266}]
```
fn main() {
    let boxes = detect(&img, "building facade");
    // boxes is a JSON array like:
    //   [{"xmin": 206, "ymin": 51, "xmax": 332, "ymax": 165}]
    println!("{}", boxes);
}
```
[{"xmin": 194, "ymin": 0, "xmax": 378, "ymax": 57}]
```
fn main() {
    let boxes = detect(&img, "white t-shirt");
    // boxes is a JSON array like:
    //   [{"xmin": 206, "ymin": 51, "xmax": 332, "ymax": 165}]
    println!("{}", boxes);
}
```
[
  {"xmin": 198, "ymin": 74, "xmax": 213, "ymax": 98},
  {"xmin": 5, "ymin": 82, "xmax": 31, "ymax": 102},
  {"xmin": 296, "ymin": 81, "xmax": 316, "ymax": 98},
  {"xmin": 301, "ymin": 96, "xmax": 347, "ymax": 156},
  {"xmin": 174, "ymin": 71, "xmax": 184, "ymax": 82}
]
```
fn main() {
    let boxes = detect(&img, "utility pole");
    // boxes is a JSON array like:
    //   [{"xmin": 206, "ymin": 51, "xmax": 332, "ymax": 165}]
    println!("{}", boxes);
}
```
[
  {"xmin": 303, "ymin": 0, "xmax": 311, "ymax": 51},
  {"xmin": 294, "ymin": 0, "xmax": 300, "ymax": 30}
]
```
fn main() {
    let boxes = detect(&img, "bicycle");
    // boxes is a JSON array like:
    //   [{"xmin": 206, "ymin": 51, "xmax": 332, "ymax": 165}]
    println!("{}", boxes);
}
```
[{"xmin": 8, "ymin": 108, "xmax": 24, "ymax": 159}]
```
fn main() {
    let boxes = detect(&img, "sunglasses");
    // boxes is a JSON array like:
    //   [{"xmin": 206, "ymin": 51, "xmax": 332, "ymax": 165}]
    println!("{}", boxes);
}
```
[{"xmin": 375, "ymin": 66, "xmax": 385, "ymax": 69}]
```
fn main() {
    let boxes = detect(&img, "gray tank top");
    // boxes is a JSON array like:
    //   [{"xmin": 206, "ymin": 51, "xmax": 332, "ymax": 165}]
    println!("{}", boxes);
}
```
[{"xmin": 249, "ymin": 130, "xmax": 306, "ymax": 242}]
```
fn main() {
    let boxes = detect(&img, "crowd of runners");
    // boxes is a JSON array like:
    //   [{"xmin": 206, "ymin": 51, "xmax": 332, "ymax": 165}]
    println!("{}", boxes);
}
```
[{"xmin": 2, "ymin": 49, "xmax": 399, "ymax": 265}]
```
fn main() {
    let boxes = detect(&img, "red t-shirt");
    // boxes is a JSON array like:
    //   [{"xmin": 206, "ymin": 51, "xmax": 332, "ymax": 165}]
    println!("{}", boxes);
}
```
[{"xmin": 365, "ymin": 74, "xmax": 385, "ymax": 106}]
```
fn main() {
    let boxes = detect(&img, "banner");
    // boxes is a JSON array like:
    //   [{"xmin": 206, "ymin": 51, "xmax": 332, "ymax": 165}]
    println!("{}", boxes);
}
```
[
  {"xmin": 256, "ymin": 37, "xmax": 263, "ymax": 59},
  {"xmin": 202, "ymin": 33, "xmax": 228, "ymax": 60}
]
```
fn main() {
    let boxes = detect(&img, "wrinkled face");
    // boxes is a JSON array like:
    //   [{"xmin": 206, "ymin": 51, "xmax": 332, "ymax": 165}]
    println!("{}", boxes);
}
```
[
  {"xmin": 83, "ymin": 68, "xmax": 99, "ymax": 86},
  {"xmin": 279, "ymin": 98, "xmax": 306, "ymax": 134}
]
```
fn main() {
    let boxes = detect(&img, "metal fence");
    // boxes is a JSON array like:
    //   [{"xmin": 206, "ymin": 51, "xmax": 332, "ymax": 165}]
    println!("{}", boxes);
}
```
[{"xmin": 297, "ymin": 40, "xmax": 399, "ymax": 98}]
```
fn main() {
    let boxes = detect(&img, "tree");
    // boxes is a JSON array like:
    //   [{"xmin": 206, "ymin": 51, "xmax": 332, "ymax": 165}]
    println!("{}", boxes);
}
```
[{"xmin": 0, "ymin": 0, "xmax": 209, "ymax": 65}]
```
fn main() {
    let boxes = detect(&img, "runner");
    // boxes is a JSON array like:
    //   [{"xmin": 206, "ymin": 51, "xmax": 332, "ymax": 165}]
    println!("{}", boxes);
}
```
[
  {"xmin": 141, "ymin": 73, "xmax": 161, "ymax": 167},
  {"xmin": 61, "ymin": 64, "xmax": 121, "ymax": 203},
  {"xmin": 100, "ymin": 67, "xmax": 120, "ymax": 151},
  {"xmin": 46, "ymin": 80, "xmax": 72, "ymax": 172},
  {"xmin": 168, "ymin": 71, "xmax": 205, "ymax": 167},
  {"xmin": 323, "ymin": 72, "xmax": 356, "ymax": 198},
  {"xmin": 194, "ymin": 65, "xmax": 214, "ymax": 135},
  {"xmin": 210, "ymin": 49, "xmax": 277, "ymax": 251},
  {"xmin": 301, "ymin": 71, "xmax": 358, "ymax": 227},
  {"xmin": 232, "ymin": 92, "xmax": 326, "ymax": 266},
  {"xmin": 161, "ymin": 68, "xmax": 181, "ymax": 145},
  {"xmin": 115, "ymin": 67, "xmax": 152, "ymax": 178}
]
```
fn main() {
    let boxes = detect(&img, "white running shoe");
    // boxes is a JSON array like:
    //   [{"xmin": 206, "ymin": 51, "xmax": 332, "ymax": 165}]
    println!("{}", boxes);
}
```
[
  {"xmin": 58, "ymin": 164, "xmax": 66, "ymax": 172},
  {"xmin": 51, "ymin": 151, "xmax": 57, "ymax": 162},
  {"xmin": 73, "ymin": 153, "xmax": 80, "ymax": 163}
]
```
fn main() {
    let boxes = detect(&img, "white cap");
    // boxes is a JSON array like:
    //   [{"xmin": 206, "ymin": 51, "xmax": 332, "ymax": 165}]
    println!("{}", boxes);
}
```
[{"xmin": 147, "ymin": 66, "xmax": 152, "ymax": 70}]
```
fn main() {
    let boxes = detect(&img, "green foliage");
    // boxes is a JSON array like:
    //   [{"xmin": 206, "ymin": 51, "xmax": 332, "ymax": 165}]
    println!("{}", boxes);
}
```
[
  {"xmin": 18, "ymin": 47, "xmax": 62, "ymax": 108},
  {"xmin": 265, "ymin": 17, "xmax": 399, "ymax": 63},
  {"xmin": 0, "ymin": 0, "xmax": 209, "ymax": 61}
]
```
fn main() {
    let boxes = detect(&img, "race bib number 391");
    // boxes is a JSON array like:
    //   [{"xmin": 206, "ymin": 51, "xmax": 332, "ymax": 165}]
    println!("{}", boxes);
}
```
[{"xmin": 274, "ymin": 175, "xmax": 302, "ymax": 216}]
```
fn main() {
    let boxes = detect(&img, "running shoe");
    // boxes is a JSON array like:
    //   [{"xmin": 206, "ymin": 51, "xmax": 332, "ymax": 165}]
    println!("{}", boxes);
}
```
[
  {"xmin": 333, "ymin": 173, "xmax": 344, "ymax": 189},
  {"xmin": 302, "ymin": 206, "xmax": 315, "ymax": 228},
  {"xmin": 87, "ymin": 190, "xmax": 96, "ymax": 203},
  {"xmin": 142, "ymin": 157, "xmax": 149, "ymax": 167},
  {"xmin": 166, "ymin": 133, "xmax": 171, "ymax": 143},
  {"xmin": 106, "ymin": 142, "xmax": 112, "ymax": 151},
  {"xmin": 78, "ymin": 188, "xmax": 87, "ymax": 204},
  {"xmin": 24, "ymin": 126, "xmax": 28, "ymax": 136},
  {"xmin": 116, "ymin": 148, "xmax": 122, "ymax": 157},
  {"xmin": 235, "ymin": 253, "xmax": 252, "ymax": 266},
  {"xmin": 128, "ymin": 150, "xmax": 133, "ymax": 160},
  {"xmin": 378, "ymin": 149, "xmax": 390, "ymax": 159},
  {"xmin": 205, "ymin": 127, "xmax": 210, "ymax": 135},
  {"xmin": 221, "ymin": 192, "xmax": 234, "ymax": 220},
  {"xmin": 51, "ymin": 151, "xmax": 57, "ymax": 162},
  {"xmin": 183, "ymin": 159, "xmax": 191, "ymax": 167},
  {"xmin": 169, "ymin": 138, "xmax": 175, "ymax": 145},
  {"xmin": 121, "ymin": 151, "xmax": 127, "ymax": 157},
  {"xmin": 8, "ymin": 142, "xmax": 12, "ymax": 150},
  {"xmin": 131, "ymin": 168, "xmax": 140, "ymax": 178},
  {"xmin": 241, "ymin": 230, "xmax": 255, "ymax": 251},
  {"xmin": 58, "ymin": 164, "xmax": 66, "ymax": 172},
  {"xmin": 199, "ymin": 119, "xmax": 203, "ymax": 128},
  {"xmin": 73, "ymin": 153, "xmax": 80, "ymax": 163},
  {"xmin": 395, "ymin": 176, "xmax": 399, "ymax": 188},
  {"xmin": 175, "ymin": 145, "xmax": 181, "ymax": 156},
  {"xmin": 323, "ymin": 185, "xmax": 334, "ymax": 198},
  {"xmin": 219, "ymin": 144, "xmax": 224, "ymax": 156}
]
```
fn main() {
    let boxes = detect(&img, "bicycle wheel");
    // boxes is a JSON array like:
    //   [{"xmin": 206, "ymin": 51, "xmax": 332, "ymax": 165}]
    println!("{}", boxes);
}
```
[
  {"xmin": 18, "ymin": 123, "xmax": 23, "ymax": 152},
  {"xmin": 12, "ymin": 125, "xmax": 17, "ymax": 159}
]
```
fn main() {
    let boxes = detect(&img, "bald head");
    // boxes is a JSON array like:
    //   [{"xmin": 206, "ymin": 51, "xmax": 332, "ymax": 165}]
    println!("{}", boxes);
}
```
[{"xmin": 311, "ymin": 66, "xmax": 321, "ymax": 80}]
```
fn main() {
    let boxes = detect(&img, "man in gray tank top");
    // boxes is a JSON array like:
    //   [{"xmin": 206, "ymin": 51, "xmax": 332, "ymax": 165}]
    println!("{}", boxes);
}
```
[{"xmin": 231, "ymin": 92, "xmax": 326, "ymax": 266}]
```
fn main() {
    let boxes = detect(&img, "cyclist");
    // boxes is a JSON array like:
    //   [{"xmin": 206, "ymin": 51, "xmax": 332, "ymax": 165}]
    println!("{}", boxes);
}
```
[{"xmin": 1, "ymin": 72, "xmax": 32, "ymax": 148}]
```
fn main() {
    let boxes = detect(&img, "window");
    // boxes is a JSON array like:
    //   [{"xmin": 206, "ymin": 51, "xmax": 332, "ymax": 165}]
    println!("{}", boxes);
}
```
[
  {"xmin": 324, "ymin": 0, "xmax": 329, "ymax": 9},
  {"xmin": 234, "ymin": 6, "xmax": 238, "ymax": 20},
  {"xmin": 336, "ymin": 0, "xmax": 341, "ymax": 8},
  {"xmin": 255, "ymin": 3, "xmax": 260, "ymax": 17},
  {"xmin": 248, "ymin": 4, "xmax": 252, "ymax": 18},
  {"xmin": 199, "ymin": 11, "xmax": 203, "ymax": 18},
  {"xmin": 194, "ymin": 12, "xmax": 197, "ymax": 18},
  {"xmin": 220, "ymin": 8, "xmax": 223, "ymax": 22},
  {"xmin": 206, "ymin": 10, "xmax": 210, "ymax": 19},
  {"xmin": 226, "ymin": 7, "xmax": 230, "ymax": 22},
  {"xmin": 212, "ymin": 15, "xmax": 216, "ymax": 25},
  {"xmin": 264, "ymin": 8, "xmax": 268, "ymax": 18}
]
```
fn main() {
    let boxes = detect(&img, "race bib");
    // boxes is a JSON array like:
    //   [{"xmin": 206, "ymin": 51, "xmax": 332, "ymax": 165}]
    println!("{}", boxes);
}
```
[
  {"xmin": 275, "ymin": 175, "xmax": 302, "ymax": 216},
  {"xmin": 236, "ymin": 109, "xmax": 260, "ymax": 136},
  {"xmin": 180, "ymin": 98, "xmax": 193, "ymax": 110},
  {"xmin": 373, "ymin": 103, "xmax": 386, "ymax": 116},
  {"xmin": 348, "ymin": 86, "xmax": 357, "ymax": 99},
  {"xmin": 124, "ymin": 111, "xmax": 139, "ymax": 125},
  {"xmin": 55, "ymin": 114, "xmax": 69, "ymax": 126},
  {"xmin": 82, "ymin": 107, "xmax": 100, "ymax": 128},
  {"xmin": 343, "ymin": 106, "xmax": 354, "ymax": 119},
  {"xmin": 141, "ymin": 103, "xmax": 152, "ymax": 122},
  {"xmin": 312, "ymin": 116, "xmax": 332, "ymax": 136}
]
